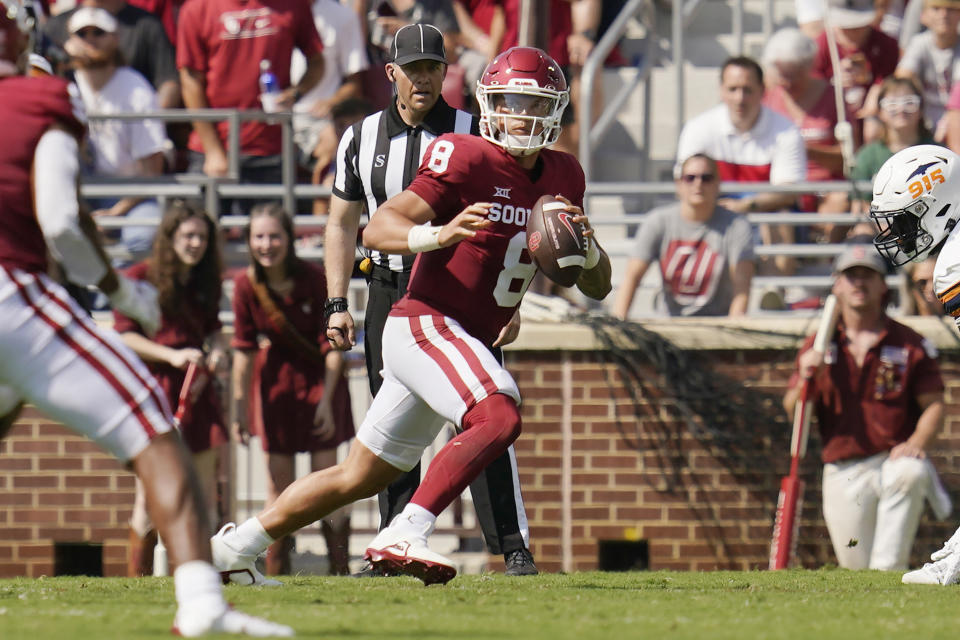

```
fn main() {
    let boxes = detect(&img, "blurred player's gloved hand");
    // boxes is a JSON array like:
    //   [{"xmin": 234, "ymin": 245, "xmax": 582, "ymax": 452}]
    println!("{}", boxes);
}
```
[{"xmin": 109, "ymin": 275, "xmax": 160, "ymax": 336}]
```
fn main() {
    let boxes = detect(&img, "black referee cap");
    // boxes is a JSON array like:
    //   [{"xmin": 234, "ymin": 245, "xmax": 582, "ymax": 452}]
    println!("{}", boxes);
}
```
[{"xmin": 392, "ymin": 23, "xmax": 447, "ymax": 66}]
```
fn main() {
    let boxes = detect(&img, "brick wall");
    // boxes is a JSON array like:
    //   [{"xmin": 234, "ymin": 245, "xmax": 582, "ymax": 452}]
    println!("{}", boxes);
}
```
[
  {"xmin": 0, "ymin": 407, "xmax": 133, "ymax": 577},
  {"xmin": 2, "ymin": 318, "xmax": 959, "ymax": 576},
  {"xmin": 507, "ymin": 340, "xmax": 960, "ymax": 572}
]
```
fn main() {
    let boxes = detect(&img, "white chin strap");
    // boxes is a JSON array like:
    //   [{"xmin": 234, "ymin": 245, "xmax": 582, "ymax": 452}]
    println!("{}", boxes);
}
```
[
  {"xmin": 0, "ymin": 60, "xmax": 17, "ymax": 76},
  {"xmin": 504, "ymin": 133, "xmax": 544, "ymax": 156}
]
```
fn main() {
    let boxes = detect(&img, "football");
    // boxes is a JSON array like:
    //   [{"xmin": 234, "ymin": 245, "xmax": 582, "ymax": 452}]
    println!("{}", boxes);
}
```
[{"xmin": 526, "ymin": 195, "xmax": 588, "ymax": 287}]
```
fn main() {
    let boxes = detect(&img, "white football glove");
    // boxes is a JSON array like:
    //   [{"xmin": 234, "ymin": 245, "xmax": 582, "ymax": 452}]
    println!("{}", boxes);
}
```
[{"xmin": 108, "ymin": 275, "xmax": 160, "ymax": 336}]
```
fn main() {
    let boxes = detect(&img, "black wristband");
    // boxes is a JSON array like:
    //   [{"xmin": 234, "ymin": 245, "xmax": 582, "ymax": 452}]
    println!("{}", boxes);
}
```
[{"xmin": 324, "ymin": 297, "xmax": 349, "ymax": 319}]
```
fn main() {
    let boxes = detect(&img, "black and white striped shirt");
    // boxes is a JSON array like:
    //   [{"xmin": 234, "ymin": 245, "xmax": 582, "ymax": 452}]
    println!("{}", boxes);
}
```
[{"xmin": 332, "ymin": 96, "xmax": 478, "ymax": 272}]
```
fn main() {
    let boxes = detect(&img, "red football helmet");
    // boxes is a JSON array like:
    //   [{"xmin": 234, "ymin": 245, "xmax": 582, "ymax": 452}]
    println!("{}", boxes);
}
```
[{"xmin": 476, "ymin": 46, "xmax": 570, "ymax": 156}]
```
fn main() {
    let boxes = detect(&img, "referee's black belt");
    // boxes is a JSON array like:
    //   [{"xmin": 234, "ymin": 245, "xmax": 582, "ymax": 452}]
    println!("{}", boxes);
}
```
[{"xmin": 369, "ymin": 263, "xmax": 409, "ymax": 285}]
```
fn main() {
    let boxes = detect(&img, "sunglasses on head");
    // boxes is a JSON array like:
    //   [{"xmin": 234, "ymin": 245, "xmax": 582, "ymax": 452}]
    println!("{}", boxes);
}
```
[
  {"xmin": 879, "ymin": 95, "xmax": 921, "ymax": 114},
  {"xmin": 680, "ymin": 173, "xmax": 716, "ymax": 184}
]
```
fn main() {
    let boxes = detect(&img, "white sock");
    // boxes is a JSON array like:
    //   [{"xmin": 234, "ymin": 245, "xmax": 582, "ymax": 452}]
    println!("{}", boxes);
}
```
[
  {"xmin": 232, "ymin": 517, "xmax": 275, "ymax": 556},
  {"xmin": 174, "ymin": 561, "xmax": 227, "ymax": 619},
  {"xmin": 393, "ymin": 503, "xmax": 437, "ymax": 537}
]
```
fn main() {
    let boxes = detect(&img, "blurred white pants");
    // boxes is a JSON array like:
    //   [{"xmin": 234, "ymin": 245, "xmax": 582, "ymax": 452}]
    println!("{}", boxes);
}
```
[{"xmin": 822, "ymin": 453, "xmax": 935, "ymax": 570}]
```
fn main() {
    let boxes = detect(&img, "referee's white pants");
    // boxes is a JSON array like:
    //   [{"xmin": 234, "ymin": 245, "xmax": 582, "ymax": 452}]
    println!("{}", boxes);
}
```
[{"xmin": 822, "ymin": 453, "xmax": 931, "ymax": 570}]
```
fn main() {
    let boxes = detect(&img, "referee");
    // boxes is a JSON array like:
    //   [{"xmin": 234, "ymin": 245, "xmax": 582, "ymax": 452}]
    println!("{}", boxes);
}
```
[{"xmin": 323, "ymin": 23, "xmax": 537, "ymax": 577}]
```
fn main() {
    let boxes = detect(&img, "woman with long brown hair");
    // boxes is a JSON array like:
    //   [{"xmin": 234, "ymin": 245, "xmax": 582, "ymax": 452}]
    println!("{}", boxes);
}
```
[
  {"xmin": 229, "ymin": 202, "xmax": 354, "ymax": 575},
  {"xmin": 113, "ymin": 200, "xmax": 229, "ymax": 576}
]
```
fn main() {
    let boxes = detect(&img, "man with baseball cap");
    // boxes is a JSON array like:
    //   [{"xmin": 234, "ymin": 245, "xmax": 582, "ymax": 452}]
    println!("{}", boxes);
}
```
[
  {"xmin": 811, "ymin": 0, "xmax": 899, "ymax": 116},
  {"xmin": 784, "ymin": 243, "xmax": 949, "ymax": 571},
  {"xmin": 320, "ymin": 23, "xmax": 539, "ymax": 577}
]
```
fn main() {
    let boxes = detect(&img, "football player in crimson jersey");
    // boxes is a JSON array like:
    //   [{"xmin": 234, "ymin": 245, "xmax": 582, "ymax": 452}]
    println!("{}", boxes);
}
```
[
  {"xmin": 212, "ymin": 46, "xmax": 611, "ymax": 584},
  {"xmin": 0, "ymin": 2, "xmax": 291, "ymax": 636}
]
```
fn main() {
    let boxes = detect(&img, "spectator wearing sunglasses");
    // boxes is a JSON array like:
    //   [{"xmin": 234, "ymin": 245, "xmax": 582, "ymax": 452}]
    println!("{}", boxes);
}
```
[
  {"xmin": 675, "ymin": 56, "xmax": 806, "ymax": 278},
  {"xmin": 613, "ymin": 153, "xmax": 756, "ymax": 319},
  {"xmin": 851, "ymin": 77, "xmax": 935, "ymax": 217}
]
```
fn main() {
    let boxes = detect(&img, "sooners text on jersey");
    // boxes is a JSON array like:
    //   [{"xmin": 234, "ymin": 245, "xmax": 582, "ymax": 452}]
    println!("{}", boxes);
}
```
[
  {"xmin": 0, "ymin": 75, "xmax": 85, "ymax": 274},
  {"xmin": 393, "ymin": 133, "xmax": 585, "ymax": 345}
]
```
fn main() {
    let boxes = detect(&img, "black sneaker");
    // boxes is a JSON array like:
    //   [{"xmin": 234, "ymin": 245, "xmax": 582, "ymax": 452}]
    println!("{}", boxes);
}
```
[
  {"xmin": 350, "ymin": 560, "xmax": 401, "ymax": 578},
  {"xmin": 504, "ymin": 548, "xmax": 538, "ymax": 576}
]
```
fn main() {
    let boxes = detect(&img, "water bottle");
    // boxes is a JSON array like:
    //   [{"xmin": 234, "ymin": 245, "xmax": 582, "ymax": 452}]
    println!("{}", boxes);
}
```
[{"xmin": 259, "ymin": 59, "xmax": 280, "ymax": 113}]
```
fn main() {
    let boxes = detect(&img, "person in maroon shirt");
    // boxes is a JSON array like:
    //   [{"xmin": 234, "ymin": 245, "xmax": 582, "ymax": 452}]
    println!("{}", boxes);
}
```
[
  {"xmin": 230, "ymin": 203, "xmax": 354, "ymax": 576},
  {"xmin": 784, "ymin": 244, "xmax": 948, "ymax": 571},
  {"xmin": 113, "ymin": 201, "xmax": 229, "ymax": 577},
  {"xmin": 177, "ymin": 0, "xmax": 326, "ymax": 214},
  {"xmin": 811, "ymin": 1, "xmax": 900, "ymax": 138},
  {"xmin": 210, "ymin": 47, "xmax": 612, "ymax": 586}
]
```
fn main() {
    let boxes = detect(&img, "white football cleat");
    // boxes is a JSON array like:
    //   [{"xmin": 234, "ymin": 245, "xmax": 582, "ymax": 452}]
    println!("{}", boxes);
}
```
[
  {"xmin": 902, "ymin": 552, "xmax": 960, "ymax": 585},
  {"xmin": 364, "ymin": 524, "xmax": 456, "ymax": 586},
  {"xmin": 173, "ymin": 606, "xmax": 294, "ymax": 637},
  {"xmin": 211, "ymin": 523, "xmax": 282, "ymax": 587},
  {"xmin": 931, "ymin": 527, "xmax": 960, "ymax": 562}
]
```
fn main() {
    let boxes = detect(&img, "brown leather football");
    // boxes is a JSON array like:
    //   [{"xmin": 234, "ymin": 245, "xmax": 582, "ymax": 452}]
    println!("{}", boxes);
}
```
[{"xmin": 526, "ymin": 195, "xmax": 587, "ymax": 287}]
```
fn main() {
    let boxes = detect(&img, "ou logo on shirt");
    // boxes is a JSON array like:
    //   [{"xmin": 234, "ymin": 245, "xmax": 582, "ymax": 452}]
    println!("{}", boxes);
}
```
[{"xmin": 661, "ymin": 239, "xmax": 724, "ymax": 305}]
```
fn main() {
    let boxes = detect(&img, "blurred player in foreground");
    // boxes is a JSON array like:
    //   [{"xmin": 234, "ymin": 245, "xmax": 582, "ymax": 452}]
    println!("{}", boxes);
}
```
[
  {"xmin": 870, "ymin": 144, "xmax": 960, "ymax": 584},
  {"xmin": 0, "ymin": 2, "xmax": 290, "ymax": 635},
  {"xmin": 212, "ymin": 46, "xmax": 612, "ymax": 585}
]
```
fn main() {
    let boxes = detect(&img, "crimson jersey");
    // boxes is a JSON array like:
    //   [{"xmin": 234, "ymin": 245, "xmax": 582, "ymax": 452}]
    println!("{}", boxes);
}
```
[
  {"xmin": 393, "ymin": 134, "xmax": 585, "ymax": 345},
  {"xmin": 0, "ymin": 75, "xmax": 85, "ymax": 274}
]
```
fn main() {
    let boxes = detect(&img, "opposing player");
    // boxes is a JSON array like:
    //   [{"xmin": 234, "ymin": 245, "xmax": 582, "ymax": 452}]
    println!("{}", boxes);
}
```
[
  {"xmin": 870, "ymin": 143, "xmax": 960, "ymax": 585},
  {"xmin": 0, "ymin": 2, "xmax": 291, "ymax": 635},
  {"xmin": 212, "ymin": 46, "xmax": 612, "ymax": 584}
]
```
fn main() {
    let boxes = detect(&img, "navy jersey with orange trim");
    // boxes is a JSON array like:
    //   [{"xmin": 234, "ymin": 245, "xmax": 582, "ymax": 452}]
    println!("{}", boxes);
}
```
[
  {"xmin": 391, "ymin": 134, "xmax": 585, "ymax": 345},
  {"xmin": 0, "ymin": 74, "xmax": 85, "ymax": 274}
]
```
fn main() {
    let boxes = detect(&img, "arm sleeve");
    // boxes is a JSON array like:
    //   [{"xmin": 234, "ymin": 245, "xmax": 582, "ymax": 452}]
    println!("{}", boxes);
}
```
[
  {"xmin": 770, "ymin": 124, "xmax": 807, "ymax": 184},
  {"xmin": 142, "ymin": 18, "xmax": 179, "ymax": 87},
  {"xmin": 129, "ymin": 77, "xmax": 168, "ymax": 160},
  {"xmin": 933, "ymin": 231, "xmax": 960, "ymax": 315},
  {"xmin": 230, "ymin": 274, "xmax": 258, "ymax": 350},
  {"xmin": 947, "ymin": 81, "xmax": 960, "ymax": 111},
  {"xmin": 340, "ymin": 11, "xmax": 370, "ymax": 75},
  {"xmin": 33, "ymin": 129, "xmax": 108, "ymax": 287},
  {"xmin": 331, "ymin": 124, "xmax": 365, "ymax": 201},
  {"xmin": 111, "ymin": 262, "xmax": 150, "ymax": 334},
  {"xmin": 630, "ymin": 209, "xmax": 665, "ymax": 263},
  {"xmin": 896, "ymin": 37, "xmax": 923, "ymax": 76},
  {"xmin": 911, "ymin": 342, "xmax": 945, "ymax": 395},
  {"xmin": 175, "ymin": 4, "xmax": 207, "ymax": 72},
  {"xmin": 727, "ymin": 214, "xmax": 756, "ymax": 265},
  {"xmin": 296, "ymin": 1, "xmax": 325, "ymax": 58}
]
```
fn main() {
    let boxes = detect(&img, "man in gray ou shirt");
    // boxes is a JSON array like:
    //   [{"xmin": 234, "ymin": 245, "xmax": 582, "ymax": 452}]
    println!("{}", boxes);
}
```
[{"xmin": 613, "ymin": 153, "xmax": 756, "ymax": 318}]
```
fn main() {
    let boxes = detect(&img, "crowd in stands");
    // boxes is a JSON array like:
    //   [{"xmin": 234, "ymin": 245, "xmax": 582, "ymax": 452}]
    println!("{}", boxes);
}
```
[
  {"xmin": 619, "ymin": 0, "xmax": 960, "ymax": 318},
  {"xmin": 26, "ymin": 1, "xmax": 960, "ymax": 310}
]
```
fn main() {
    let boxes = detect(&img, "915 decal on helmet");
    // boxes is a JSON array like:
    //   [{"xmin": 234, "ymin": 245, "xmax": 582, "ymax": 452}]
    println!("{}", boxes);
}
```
[{"xmin": 871, "ymin": 145, "xmax": 960, "ymax": 267}]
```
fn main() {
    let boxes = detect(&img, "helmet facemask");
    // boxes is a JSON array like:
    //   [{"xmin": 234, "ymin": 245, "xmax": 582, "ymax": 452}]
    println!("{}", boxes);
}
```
[
  {"xmin": 477, "ymin": 85, "xmax": 568, "ymax": 156},
  {"xmin": 871, "ymin": 199, "xmax": 941, "ymax": 267}
]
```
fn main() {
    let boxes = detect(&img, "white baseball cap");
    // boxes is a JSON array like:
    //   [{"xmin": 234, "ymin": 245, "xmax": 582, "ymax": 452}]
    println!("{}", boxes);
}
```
[
  {"xmin": 67, "ymin": 7, "xmax": 117, "ymax": 35},
  {"xmin": 827, "ymin": 0, "xmax": 877, "ymax": 29}
]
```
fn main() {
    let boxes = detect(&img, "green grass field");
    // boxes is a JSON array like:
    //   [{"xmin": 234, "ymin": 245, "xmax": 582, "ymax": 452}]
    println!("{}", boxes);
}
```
[{"xmin": 0, "ymin": 570, "xmax": 957, "ymax": 639}]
